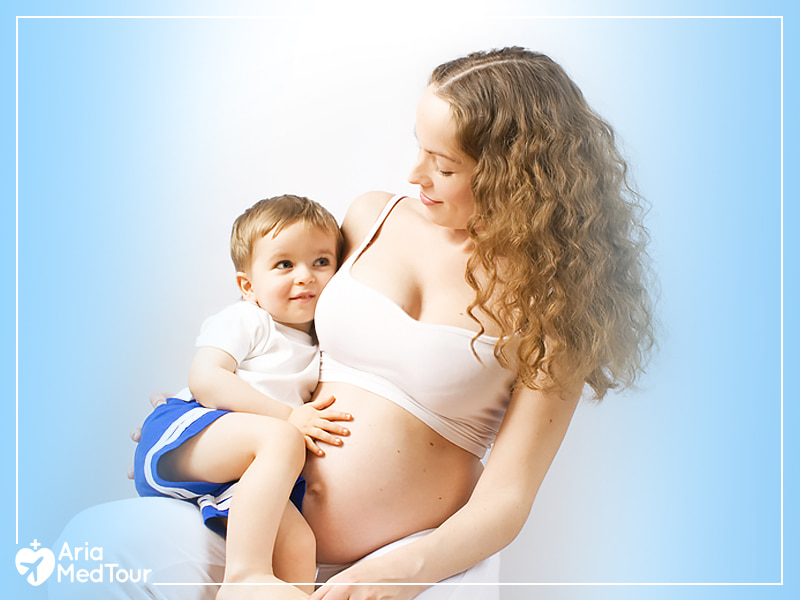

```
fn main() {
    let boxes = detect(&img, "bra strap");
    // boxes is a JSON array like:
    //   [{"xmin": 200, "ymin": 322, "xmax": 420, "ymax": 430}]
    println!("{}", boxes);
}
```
[{"xmin": 344, "ymin": 194, "xmax": 405, "ymax": 266}]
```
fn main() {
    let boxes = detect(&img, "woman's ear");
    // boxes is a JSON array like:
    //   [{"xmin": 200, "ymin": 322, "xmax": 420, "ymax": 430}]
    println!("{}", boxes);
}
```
[{"xmin": 236, "ymin": 271, "xmax": 254, "ymax": 301}]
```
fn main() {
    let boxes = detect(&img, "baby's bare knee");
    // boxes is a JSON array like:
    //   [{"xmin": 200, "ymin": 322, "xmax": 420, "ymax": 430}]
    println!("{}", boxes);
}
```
[{"xmin": 252, "ymin": 418, "xmax": 305, "ymax": 467}]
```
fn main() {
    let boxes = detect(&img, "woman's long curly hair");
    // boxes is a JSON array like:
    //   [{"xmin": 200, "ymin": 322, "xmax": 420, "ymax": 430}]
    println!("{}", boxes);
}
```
[{"xmin": 431, "ymin": 47, "xmax": 656, "ymax": 399}]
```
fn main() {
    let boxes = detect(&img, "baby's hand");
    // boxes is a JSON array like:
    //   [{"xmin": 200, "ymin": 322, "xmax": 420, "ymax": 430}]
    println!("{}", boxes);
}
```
[{"xmin": 288, "ymin": 395, "xmax": 352, "ymax": 456}]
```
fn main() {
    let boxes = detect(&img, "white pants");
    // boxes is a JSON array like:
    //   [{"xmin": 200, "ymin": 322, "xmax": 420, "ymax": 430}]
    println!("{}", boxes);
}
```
[{"xmin": 47, "ymin": 497, "xmax": 499, "ymax": 600}]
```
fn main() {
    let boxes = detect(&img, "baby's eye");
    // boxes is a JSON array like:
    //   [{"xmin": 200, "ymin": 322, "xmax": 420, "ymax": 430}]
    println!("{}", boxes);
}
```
[
  {"xmin": 314, "ymin": 257, "xmax": 331, "ymax": 267},
  {"xmin": 275, "ymin": 260, "xmax": 293, "ymax": 270}
]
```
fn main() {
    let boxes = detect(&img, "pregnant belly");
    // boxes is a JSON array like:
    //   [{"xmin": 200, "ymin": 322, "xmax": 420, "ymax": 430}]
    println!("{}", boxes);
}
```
[{"xmin": 301, "ymin": 381, "xmax": 483, "ymax": 564}]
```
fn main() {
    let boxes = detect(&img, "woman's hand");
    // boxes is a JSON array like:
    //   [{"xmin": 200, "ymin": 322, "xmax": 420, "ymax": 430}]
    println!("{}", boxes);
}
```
[
  {"xmin": 289, "ymin": 395, "xmax": 352, "ymax": 456},
  {"xmin": 126, "ymin": 392, "xmax": 169, "ymax": 479},
  {"xmin": 309, "ymin": 556, "xmax": 427, "ymax": 600}
]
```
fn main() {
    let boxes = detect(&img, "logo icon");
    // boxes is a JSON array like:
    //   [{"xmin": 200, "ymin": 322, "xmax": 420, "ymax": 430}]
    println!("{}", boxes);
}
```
[{"xmin": 15, "ymin": 540, "xmax": 55, "ymax": 586}]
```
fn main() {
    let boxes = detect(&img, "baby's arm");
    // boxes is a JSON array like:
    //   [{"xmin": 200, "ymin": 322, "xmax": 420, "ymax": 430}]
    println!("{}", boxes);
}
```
[
  {"xmin": 189, "ymin": 346, "xmax": 292, "ymax": 419},
  {"xmin": 189, "ymin": 346, "xmax": 351, "ymax": 455}
]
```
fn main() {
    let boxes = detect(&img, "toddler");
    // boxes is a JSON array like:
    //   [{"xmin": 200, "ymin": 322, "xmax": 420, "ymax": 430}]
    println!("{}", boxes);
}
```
[{"xmin": 134, "ymin": 195, "xmax": 350, "ymax": 599}]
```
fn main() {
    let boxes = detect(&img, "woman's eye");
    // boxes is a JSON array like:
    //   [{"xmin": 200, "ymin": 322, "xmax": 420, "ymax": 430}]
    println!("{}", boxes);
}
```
[
  {"xmin": 314, "ymin": 257, "xmax": 331, "ymax": 267},
  {"xmin": 438, "ymin": 169, "xmax": 454, "ymax": 177},
  {"xmin": 275, "ymin": 260, "xmax": 293, "ymax": 269}
]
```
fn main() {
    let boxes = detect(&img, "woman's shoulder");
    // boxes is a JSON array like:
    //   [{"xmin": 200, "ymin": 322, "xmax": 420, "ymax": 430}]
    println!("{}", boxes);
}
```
[
  {"xmin": 340, "ymin": 191, "xmax": 397, "ymax": 256},
  {"xmin": 342, "ymin": 191, "xmax": 394, "ymax": 226}
]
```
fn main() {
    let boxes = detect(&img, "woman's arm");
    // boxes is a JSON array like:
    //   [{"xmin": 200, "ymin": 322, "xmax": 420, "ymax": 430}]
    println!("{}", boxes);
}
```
[
  {"xmin": 412, "ymin": 379, "xmax": 581, "ymax": 580},
  {"xmin": 310, "ymin": 378, "xmax": 581, "ymax": 600}
]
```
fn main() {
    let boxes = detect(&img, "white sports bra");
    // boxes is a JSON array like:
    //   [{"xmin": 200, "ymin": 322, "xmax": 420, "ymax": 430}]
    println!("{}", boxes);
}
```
[{"xmin": 315, "ymin": 195, "xmax": 516, "ymax": 458}]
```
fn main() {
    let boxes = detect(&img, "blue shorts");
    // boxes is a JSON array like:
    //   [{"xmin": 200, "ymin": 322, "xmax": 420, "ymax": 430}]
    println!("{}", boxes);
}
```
[{"xmin": 133, "ymin": 398, "xmax": 305, "ymax": 535}]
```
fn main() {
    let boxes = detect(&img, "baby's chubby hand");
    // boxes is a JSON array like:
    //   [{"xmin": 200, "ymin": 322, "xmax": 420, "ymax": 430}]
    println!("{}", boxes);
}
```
[{"xmin": 289, "ymin": 395, "xmax": 352, "ymax": 456}]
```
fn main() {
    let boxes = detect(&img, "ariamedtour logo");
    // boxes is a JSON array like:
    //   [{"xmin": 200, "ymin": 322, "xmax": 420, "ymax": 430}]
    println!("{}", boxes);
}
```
[
  {"xmin": 15, "ymin": 540, "xmax": 54, "ymax": 586},
  {"xmin": 15, "ymin": 539, "xmax": 152, "ymax": 586}
]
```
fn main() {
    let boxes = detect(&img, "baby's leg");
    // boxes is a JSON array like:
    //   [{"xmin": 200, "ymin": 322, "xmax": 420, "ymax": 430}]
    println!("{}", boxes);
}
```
[
  {"xmin": 273, "ymin": 502, "xmax": 316, "ymax": 594},
  {"xmin": 159, "ymin": 413, "xmax": 309, "ymax": 599}
]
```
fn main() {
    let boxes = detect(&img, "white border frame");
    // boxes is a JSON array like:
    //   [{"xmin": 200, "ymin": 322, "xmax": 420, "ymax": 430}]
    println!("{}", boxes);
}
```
[{"xmin": 14, "ymin": 13, "xmax": 785, "ymax": 590}]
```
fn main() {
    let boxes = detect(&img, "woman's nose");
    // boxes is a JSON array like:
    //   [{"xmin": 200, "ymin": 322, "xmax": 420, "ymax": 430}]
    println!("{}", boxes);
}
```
[{"xmin": 408, "ymin": 149, "xmax": 429, "ymax": 185}]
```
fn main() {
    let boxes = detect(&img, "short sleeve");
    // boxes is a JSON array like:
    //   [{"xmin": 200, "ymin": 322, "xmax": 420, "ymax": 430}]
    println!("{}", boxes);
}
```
[{"xmin": 194, "ymin": 302, "xmax": 272, "ymax": 366}]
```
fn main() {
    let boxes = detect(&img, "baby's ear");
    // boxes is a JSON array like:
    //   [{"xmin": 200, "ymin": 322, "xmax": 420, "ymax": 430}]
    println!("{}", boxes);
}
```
[{"xmin": 236, "ymin": 272, "xmax": 254, "ymax": 300}]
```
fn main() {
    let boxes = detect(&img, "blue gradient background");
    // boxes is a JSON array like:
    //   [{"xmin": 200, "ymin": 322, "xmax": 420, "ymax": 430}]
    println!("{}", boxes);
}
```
[{"xmin": 2, "ymin": 2, "xmax": 796, "ymax": 599}]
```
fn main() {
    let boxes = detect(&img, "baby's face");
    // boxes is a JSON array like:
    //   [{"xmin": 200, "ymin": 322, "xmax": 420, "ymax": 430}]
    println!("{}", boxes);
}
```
[{"xmin": 242, "ymin": 222, "xmax": 338, "ymax": 332}]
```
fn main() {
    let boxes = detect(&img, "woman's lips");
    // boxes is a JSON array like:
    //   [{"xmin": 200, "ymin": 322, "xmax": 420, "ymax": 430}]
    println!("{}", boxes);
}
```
[{"xmin": 420, "ymin": 191, "xmax": 441, "ymax": 206}]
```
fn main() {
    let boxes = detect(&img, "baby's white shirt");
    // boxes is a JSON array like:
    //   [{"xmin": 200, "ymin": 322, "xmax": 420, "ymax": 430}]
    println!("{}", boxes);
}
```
[{"xmin": 174, "ymin": 301, "xmax": 318, "ymax": 408}]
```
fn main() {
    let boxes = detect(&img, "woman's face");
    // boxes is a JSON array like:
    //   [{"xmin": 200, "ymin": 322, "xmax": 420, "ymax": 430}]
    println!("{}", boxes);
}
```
[{"xmin": 408, "ymin": 86, "xmax": 478, "ymax": 231}]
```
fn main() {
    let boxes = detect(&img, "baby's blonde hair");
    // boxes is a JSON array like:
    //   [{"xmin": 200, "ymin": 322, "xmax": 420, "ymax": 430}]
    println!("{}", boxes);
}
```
[{"xmin": 230, "ymin": 195, "xmax": 342, "ymax": 272}]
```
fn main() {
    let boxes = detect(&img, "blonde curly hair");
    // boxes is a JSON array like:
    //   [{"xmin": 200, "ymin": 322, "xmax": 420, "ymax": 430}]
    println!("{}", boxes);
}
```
[{"xmin": 431, "ymin": 47, "xmax": 656, "ymax": 399}]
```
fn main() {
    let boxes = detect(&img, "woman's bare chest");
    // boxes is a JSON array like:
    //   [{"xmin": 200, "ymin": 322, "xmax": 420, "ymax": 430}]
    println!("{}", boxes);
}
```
[{"xmin": 349, "ymin": 227, "xmax": 479, "ymax": 331}]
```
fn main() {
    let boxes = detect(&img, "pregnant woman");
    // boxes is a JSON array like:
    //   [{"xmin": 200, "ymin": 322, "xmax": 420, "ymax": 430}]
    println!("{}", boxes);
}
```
[{"xmin": 52, "ymin": 47, "xmax": 655, "ymax": 600}]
